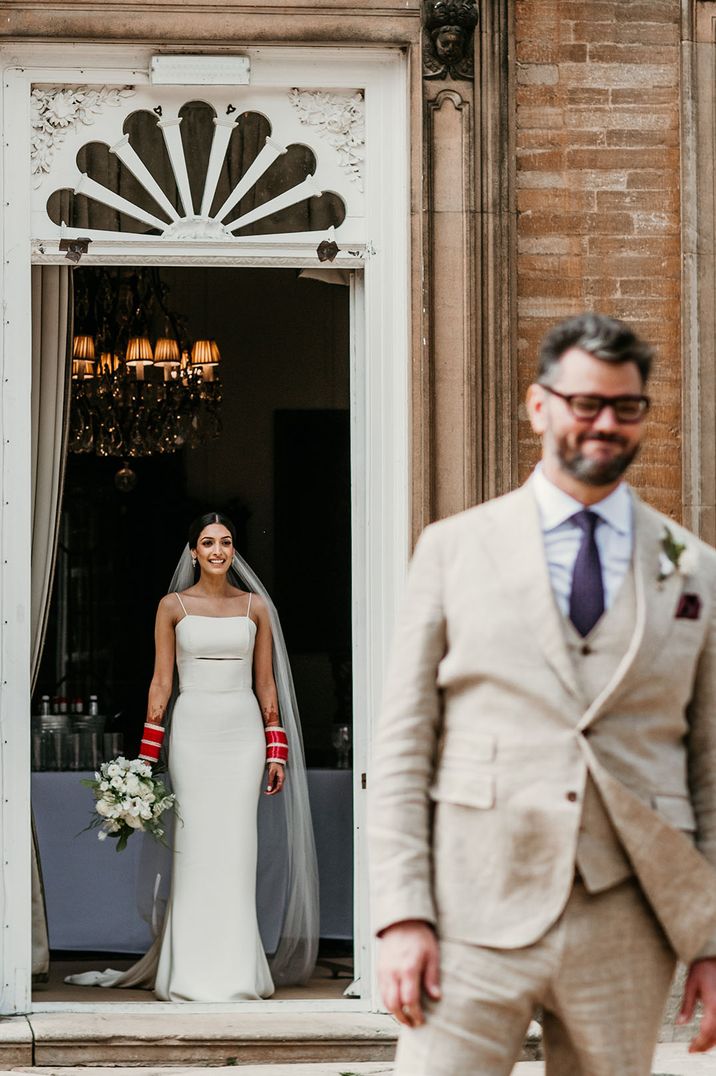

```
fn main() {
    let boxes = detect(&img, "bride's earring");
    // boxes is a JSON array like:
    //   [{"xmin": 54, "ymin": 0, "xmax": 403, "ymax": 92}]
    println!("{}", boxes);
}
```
[{"xmin": 191, "ymin": 556, "xmax": 197, "ymax": 567}]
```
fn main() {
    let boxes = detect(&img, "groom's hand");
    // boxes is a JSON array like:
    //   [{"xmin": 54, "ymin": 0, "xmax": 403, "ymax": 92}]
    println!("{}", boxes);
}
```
[
  {"xmin": 378, "ymin": 919, "xmax": 441, "ymax": 1028},
  {"xmin": 678, "ymin": 956, "xmax": 716, "ymax": 1052}
]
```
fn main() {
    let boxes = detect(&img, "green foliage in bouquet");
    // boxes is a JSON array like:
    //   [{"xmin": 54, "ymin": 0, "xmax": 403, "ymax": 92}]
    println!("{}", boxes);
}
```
[{"xmin": 81, "ymin": 755, "xmax": 178, "ymax": 852}]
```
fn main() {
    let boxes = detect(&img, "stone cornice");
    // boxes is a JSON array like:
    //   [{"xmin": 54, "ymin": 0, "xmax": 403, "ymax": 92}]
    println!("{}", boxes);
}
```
[{"xmin": 1, "ymin": 1, "xmax": 421, "ymax": 44}]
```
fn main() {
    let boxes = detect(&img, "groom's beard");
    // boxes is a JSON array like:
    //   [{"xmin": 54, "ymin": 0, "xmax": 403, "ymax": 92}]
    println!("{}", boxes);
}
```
[{"xmin": 556, "ymin": 431, "xmax": 640, "ymax": 487}]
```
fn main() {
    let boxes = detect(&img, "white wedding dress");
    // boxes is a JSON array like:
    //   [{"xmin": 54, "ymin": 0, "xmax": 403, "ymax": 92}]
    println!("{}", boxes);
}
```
[
  {"xmin": 67, "ymin": 595, "xmax": 275, "ymax": 1001},
  {"xmin": 154, "ymin": 598, "xmax": 274, "ymax": 1000}
]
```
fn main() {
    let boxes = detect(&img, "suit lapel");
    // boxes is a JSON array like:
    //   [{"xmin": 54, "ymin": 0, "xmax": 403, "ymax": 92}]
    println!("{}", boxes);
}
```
[
  {"xmin": 481, "ymin": 484, "xmax": 583, "ymax": 702},
  {"xmin": 578, "ymin": 494, "xmax": 685, "ymax": 730}
]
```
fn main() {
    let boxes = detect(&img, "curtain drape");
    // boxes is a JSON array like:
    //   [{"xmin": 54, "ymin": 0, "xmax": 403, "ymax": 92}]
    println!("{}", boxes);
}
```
[{"xmin": 30, "ymin": 265, "xmax": 73, "ymax": 978}]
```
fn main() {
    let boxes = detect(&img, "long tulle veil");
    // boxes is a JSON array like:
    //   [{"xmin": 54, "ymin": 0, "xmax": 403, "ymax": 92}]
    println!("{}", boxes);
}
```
[{"xmin": 161, "ymin": 545, "xmax": 320, "ymax": 985}]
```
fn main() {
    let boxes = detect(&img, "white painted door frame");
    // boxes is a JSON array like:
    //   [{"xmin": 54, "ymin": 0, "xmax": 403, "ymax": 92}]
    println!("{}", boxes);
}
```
[{"xmin": 0, "ymin": 43, "xmax": 410, "ymax": 1016}]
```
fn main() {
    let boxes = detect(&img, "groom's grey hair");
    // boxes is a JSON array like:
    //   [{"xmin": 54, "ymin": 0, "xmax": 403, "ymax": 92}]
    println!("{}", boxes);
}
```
[{"xmin": 538, "ymin": 313, "xmax": 654, "ymax": 386}]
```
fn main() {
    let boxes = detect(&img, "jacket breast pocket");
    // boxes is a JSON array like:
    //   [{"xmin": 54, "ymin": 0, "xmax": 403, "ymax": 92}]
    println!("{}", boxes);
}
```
[
  {"xmin": 652, "ymin": 794, "xmax": 696, "ymax": 833},
  {"xmin": 429, "ymin": 770, "xmax": 495, "ymax": 810}
]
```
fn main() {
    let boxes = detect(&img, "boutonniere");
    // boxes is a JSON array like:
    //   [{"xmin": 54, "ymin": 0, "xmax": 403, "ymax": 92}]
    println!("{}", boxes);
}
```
[{"xmin": 658, "ymin": 526, "xmax": 699, "ymax": 583}]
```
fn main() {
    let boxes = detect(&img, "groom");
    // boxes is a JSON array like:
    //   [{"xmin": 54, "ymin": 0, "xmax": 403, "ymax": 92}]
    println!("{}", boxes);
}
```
[{"xmin": 369, "ymin": 313, "xmax": 716, "ymax": 1074}]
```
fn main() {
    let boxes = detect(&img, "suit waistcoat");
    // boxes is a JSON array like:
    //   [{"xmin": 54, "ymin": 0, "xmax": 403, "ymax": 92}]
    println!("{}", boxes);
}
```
[{"xmin": 563, "ymin": 565, "xmax": 636, "ymax": 892}]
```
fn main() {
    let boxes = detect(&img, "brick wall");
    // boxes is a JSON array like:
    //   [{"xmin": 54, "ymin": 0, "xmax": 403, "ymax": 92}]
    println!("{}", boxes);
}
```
[{"xmin": 514, "ymin": 1, "xmax": 682, "ymax": 518}]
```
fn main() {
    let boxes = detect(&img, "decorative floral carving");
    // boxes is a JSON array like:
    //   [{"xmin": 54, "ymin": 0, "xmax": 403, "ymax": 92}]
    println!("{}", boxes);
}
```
[
  {"xmin": 423, "ymin": 0, "xmax": 479, "ymax": 82},
  {"xmin": 288, "ymin": 90, "xmax": 365, "ymax": 191},
  {"xmin": 31, "ymin": 86, "xmax": 135, "ymax": 187}
]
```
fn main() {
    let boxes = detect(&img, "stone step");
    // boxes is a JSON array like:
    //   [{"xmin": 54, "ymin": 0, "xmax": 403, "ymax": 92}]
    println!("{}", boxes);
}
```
[
  {"xmin": 0, "ymin": 1011, "xmax": 544, "ymax": 1069},
  {"xmin": 4, "ymin": 1043, "xmax": 714, "ymax": 1075},
  {"xmin": 3, "ymin": 1012, "xmax": 397, "ymax": 1068},
  {"xmin": 7, "ymin": 1068, "xmax": 395, "ymax": 1076}
]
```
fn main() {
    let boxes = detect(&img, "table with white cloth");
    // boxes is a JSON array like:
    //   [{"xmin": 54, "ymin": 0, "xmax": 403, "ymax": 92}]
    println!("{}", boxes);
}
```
[{"xmin": 32, "ymin": 768, "xmax": 353, "ymax": 953}]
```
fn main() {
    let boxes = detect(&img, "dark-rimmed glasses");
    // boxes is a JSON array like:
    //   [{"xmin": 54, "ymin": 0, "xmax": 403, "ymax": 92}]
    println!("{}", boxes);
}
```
[{"xmin": 540, "ymin": 385, "xmax": 650, "ymax": 424}]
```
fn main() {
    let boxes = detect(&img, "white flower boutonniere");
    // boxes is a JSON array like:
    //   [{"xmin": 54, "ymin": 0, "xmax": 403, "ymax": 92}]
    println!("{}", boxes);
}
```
[{"xmin": 658, "ymin": 526, "xmax": 699, "ymax": 583}]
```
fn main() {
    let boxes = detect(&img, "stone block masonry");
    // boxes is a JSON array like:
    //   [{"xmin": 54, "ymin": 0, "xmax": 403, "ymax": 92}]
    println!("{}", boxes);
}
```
[{"xmin": 514, "ymin": 1, "xmax": 682, "ymax": 518}]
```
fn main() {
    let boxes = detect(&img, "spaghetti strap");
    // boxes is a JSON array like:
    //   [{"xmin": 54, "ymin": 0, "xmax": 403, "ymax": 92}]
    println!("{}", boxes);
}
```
[
  {"xmin": 246, "ymin": 592, "xmax": 252, "ymax": 619},
  {"xmin": 176, "ymin": 593, "xmax": 188, "ymax": 618}
]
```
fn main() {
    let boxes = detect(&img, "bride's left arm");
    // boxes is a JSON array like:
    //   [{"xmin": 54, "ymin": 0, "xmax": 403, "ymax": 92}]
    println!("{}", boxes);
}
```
[{"xmin": 252, "ymin": 597, "xmax": 285, "ymax": 795}]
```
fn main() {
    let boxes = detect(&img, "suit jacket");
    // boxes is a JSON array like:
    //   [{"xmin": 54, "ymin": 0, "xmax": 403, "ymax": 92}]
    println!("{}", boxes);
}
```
[{"xmin": 369, "ymin": 483, "xmax": 716, "ymax": 963}]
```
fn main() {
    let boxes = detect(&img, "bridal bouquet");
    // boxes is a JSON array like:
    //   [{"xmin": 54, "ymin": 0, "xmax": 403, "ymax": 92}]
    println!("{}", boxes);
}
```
[{"xmin": 82, "ymin": 756, "xmax": 177, "ymax": 852}]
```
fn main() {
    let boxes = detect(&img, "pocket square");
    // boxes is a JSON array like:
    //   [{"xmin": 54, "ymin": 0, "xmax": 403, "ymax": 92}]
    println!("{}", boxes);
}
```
[{"xmin": 676, "ymin": 593, "xmax": 701, "ymax": 620}]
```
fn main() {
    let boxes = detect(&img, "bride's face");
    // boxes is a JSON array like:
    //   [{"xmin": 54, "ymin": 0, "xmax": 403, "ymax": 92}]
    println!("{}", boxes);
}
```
[{"xmin": 193, "ymin": 524, "xmax": 234, "ymax": 578}]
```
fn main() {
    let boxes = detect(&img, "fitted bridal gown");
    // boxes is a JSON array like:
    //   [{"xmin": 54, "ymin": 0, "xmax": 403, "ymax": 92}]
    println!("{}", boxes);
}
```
[
  {"xmin": 67, "ymin": 601, "xmax": 275, "ymax": 1000},
  {"xmin": 154, "ymin": 603, "xmax": 274, "ymax": 1000}
]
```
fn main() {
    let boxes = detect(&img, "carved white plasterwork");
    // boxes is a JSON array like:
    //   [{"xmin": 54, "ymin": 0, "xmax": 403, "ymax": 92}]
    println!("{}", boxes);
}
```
[
  {"xmin": 289, "ymin": 89, "xmax": 365, "ymax": 191},
  {"xmin": 31, "ymin": 86, "xmax": 135, "ymax": 187}
]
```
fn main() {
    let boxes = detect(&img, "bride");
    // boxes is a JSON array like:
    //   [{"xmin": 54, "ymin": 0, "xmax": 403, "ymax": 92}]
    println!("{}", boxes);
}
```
[{"xmin": 68, "ymin": 511, "xmax": 319, "ymax": 1001}]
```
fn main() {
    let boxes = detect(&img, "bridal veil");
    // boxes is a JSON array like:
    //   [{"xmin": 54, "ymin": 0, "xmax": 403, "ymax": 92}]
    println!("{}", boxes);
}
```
[{"xmin": 156, "ymin": 544, "xmax": 320, "ymax": 985}]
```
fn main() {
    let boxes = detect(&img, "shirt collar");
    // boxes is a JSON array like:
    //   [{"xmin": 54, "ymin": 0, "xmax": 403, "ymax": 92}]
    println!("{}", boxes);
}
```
[{"xmin": 531, "ymin": 464, "xmax": 632, "ymax": 536}]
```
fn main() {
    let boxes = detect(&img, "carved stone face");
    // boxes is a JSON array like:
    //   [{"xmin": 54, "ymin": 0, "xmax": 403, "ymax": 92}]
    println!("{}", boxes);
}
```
[{"xmin": 433, "ymin": 26, "xmax": 465, "ymax": 66}]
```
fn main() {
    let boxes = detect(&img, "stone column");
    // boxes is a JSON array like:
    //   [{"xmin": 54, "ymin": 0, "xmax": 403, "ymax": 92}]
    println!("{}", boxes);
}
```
[{"xmin": 421, "ymin": 0, "xmax": 516, "ymax": 525}]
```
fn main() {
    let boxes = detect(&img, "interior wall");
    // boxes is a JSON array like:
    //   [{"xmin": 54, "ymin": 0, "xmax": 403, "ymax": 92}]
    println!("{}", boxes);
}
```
[
  {"xmin": 160, "ymin": 266, "xmax": 352, "ymax": 760},
  {"xmin": 163, "ymin": 268, "xmax": 350, "ymax": 591}
]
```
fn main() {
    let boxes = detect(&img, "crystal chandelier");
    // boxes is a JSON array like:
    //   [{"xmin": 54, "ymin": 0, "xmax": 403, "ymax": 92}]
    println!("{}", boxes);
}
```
[{"xmin": 68, "ymin": 268, "xmax": 222, "ymax": 458}]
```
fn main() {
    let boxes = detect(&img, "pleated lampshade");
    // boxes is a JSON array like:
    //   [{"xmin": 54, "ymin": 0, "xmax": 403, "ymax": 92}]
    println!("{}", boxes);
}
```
[
  {"xmin": 98, "ymin": 352, "xmax": 121, "ymax": 375},
  {"xmin": 72, "ymin": 334, "xmax": 96, "ymax": 361},
  {"xmin": 125, "ymin": 336, "xmax": 154, "ymax": 367},
  {"xmin": 71, "ymin": 359, "xmax": 96, "ymax": 380},
  {"xmin": 154, "ymin": 337, "xmax": 181, "ymax": 366},
  {"xmin": 190, "ymin": 339, "xmax": 215, "ymax": 366}
]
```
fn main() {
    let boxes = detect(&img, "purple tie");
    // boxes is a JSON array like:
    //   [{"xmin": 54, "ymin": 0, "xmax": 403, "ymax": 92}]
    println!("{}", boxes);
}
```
[{"xmin": 569, "ymin": 510, "xmax": 605, "ymax": 637}]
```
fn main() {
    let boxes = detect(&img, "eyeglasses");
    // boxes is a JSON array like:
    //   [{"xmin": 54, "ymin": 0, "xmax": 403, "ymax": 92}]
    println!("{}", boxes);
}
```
[{"xmin": 540, "ymin": 385, "xmax": 650, "ymax": 424}]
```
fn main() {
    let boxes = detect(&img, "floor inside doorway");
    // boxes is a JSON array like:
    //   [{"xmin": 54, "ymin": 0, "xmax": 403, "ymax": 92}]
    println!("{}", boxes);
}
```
[{"xmin": 35, "ymin": 954, "xmax": 354, "ymax": 1003}]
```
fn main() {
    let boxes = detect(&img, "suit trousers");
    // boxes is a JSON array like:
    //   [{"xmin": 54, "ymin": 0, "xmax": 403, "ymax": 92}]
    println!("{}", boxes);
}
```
[{"xmin": 394, "ymin": 878, "xmax": 676, "ymax": 1076}]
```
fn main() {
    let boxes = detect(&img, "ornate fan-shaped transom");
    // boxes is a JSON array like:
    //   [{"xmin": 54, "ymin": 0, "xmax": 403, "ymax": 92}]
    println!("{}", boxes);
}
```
[{"xmin": 31, "ymin": 86, "xmax": 365, "ymax": 244}]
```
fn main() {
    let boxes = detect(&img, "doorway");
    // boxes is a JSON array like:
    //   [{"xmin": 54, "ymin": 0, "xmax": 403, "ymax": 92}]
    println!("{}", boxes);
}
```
[
  {"xmin": 31, "ymin": 264, "xmax": 356, "ymax": 1004},
  {"xmin": 1, "ymin": 45, "xmax": 410, "ymax": 1016}
]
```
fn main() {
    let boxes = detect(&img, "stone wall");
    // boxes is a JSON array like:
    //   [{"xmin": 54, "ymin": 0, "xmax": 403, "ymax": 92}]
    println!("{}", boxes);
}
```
[
  {"xmin": 0, "ymin": 0, "xmax": 691, "ymax": 522},
  {"xmin": 514, "ymin": 1, "xmax": 683, "ymax": 518}
]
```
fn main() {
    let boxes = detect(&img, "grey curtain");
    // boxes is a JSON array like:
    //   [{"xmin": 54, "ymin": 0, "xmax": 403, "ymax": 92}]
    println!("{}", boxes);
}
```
[{"xmin": 30, "ymin": 265, "xmax": 73, "ymax": 977}]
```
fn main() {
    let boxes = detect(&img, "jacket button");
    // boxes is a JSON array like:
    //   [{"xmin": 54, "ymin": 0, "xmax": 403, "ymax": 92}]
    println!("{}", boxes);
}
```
[{"xmin": 566, "ymin": 791, "xmax": 578, "ymax": 802}]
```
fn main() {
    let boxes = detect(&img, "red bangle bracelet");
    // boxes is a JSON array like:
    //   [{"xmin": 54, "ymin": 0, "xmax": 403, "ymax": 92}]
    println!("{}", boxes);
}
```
[
  {"xmin": 139, "ymin": 722, "xmax": 165, "ymax": 763},
  {"xmin": 265, "ymin": 725, "xmax": 288, "ymax": 765}
]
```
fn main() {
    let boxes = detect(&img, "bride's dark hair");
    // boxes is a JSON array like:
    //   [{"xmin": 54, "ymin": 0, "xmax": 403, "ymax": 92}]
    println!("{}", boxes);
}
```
[{"xmin": 187, "ymin": 511, "xmax": 237, "ymax": 551}]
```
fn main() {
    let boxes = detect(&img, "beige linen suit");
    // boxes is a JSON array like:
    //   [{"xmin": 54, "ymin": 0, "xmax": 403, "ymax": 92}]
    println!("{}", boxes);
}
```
[{"xmin": 370, "ymin": 483, "xmax": 716, "ymax": 1074}]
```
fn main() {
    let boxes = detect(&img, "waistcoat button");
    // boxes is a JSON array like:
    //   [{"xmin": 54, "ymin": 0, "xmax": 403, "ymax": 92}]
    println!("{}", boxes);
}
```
[{"xmin": 566, "ymin": 791, "xmax": 578, "ymax": 802}]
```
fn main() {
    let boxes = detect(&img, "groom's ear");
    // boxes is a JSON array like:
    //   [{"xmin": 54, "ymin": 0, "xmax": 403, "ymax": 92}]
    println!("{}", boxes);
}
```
[{"xmin": 526, "ymin": 383, "xmax": 548, "ymax": 436}]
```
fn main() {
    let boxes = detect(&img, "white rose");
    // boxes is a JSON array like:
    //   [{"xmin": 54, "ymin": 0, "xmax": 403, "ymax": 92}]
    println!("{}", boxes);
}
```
[
  {"xmin": 659, "ymin": 552, "xmax": 675, "ymax": 579},
  {"xmin": 125, "ymin": 815, "xmax": 144, "ymax": 830},
  {"xmin": 99, "ymin": 780, "xmax": 110, "ymax": 792},
  {"xmin": 680, "ymin": 544, "xmax": 699, "ymax": 576},
  {"xmin": 96, "ymin": 800, "xmax": 111, "ymax": 818},
  {"xmin": 125, "ymin": 774, "xmax": 140, "ymax": 795},
  {"xmin": 106, "ymin": 763, "xmax": 120, "ymax": 778},
  {"xmin": 110, "ymin": 775, "xmax": 124, "ymax": 791},
  {"xmin": 117, "ymin": 756, "xmax": 130, "ymax": 771},
  {"xmin": 140, "ymin": 806, "xmax": 152, "ymax": 821}
]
